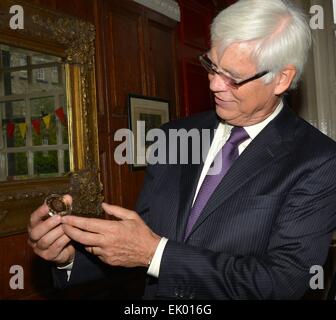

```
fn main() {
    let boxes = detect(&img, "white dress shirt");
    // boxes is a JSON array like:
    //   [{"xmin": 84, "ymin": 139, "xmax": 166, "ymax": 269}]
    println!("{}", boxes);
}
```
[{"xmin": 147, "ymin": 101, "xmax": 283, "ymax": 278}]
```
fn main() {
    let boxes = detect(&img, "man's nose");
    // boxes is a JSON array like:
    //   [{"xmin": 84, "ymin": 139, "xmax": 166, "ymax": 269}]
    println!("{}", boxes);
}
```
[{"xmin": 209, "ymin": 74, "xmax": 230, "ymax": 92}]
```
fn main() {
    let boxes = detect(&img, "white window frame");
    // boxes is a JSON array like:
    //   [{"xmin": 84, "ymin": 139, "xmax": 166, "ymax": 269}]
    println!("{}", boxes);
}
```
[{"xmin": 0, "ymin": 50, "xmax": 68, "ymax": 181}]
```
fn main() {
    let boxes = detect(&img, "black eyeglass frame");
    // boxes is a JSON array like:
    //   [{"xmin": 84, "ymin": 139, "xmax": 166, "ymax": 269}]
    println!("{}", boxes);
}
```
[{"xmin": 199, "ymin": 53, "xmax": 270, "ymax": 89}]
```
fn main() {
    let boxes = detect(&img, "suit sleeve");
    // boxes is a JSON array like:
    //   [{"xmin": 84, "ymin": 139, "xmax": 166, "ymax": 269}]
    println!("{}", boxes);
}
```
[
  {"xmin": 51, "ymin": 244, "xmax": 111, "ymax": 289},
  {"xmin": 155, "ymin": 156, "xmax": 336, "ymax": 299}
]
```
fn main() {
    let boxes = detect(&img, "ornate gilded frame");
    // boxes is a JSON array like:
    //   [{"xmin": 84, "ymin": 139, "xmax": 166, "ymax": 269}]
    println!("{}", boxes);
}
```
[{"xmin": 0, "ymin": 0, "xmax": 103, "ymax": 237}]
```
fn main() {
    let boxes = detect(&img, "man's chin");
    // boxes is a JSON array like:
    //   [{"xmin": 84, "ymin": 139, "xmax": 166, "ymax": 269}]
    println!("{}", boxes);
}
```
[
  {"xmin": 215, "ymin": 104, "xmax": 234, "ymax": 119},
  {"xmin": 215, "ymin": 107, "xmax": 244, "ymax": 126}
]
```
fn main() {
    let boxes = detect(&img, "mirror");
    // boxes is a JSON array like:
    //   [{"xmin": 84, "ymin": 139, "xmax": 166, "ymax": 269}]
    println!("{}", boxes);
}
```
[
  {"xmin": 0, "ymin": 44, "xmax": 69, "ymax": 181},
  {"xmin": 0, "ymin": 0, "xmax": 103, "ymax": 237}
]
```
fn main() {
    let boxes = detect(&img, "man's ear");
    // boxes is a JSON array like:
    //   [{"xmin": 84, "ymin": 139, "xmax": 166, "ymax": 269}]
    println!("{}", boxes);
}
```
[{"xmin": 274, "ymin": 65, "xmax": 297, "ymax": 95}]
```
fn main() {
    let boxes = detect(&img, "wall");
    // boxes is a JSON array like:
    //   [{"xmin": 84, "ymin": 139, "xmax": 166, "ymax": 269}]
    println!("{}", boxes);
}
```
[
  {"xmin": 96, "ymin": 0, "xmax": 180, "ymax": 209},
  {"xmin": 291, "ymin": 0, "xmax": 336, "ymax": 140},
  {"xmin": 0, "ymin": 0, "xmax": 96, "ymax": 300},
  {"xmin": 177, "ymin": 0, "xmax": 214, "ymax": 116},
  {"xmin": 0, "ymin": 0, "xmax": 179, "ymax": 299},
  {"xmin": 177, "ymin": 0, "xmax": 234, "ymax": 117}
]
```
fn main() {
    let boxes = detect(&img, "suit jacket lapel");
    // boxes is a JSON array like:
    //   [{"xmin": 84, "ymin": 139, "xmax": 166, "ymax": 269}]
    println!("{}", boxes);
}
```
[{"xmin": 184, "ymin": 105, "xmax": 297, "ymax": 241}]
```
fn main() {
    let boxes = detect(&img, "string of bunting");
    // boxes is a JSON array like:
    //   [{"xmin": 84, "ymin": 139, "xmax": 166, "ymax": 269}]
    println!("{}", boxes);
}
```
[{"xmin": 5, "ymin": 107, "xmax": 67, "ymax": 139}]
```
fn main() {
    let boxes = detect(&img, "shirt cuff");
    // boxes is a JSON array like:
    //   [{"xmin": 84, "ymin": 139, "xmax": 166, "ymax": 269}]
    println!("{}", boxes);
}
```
[
  {"xmin": 56, "ymin": 261, "xmax": 73, "ymax": 282},
  {"xmin": 147, "ymin": 237, "xmax": 168, "ymax": 278}
]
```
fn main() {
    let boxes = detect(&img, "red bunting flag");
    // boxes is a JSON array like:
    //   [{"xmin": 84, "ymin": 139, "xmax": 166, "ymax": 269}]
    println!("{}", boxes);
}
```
[
  {"xmin": 7, "ymin": 121, "xmax": 15, "ymax": 138},
  {"xmin": 55, "ymin": 107, "xmax": 66, "ymax": 125},
  {"xmin": 32, "ymin": 119, "xmax": 41, "ymax": 135}
]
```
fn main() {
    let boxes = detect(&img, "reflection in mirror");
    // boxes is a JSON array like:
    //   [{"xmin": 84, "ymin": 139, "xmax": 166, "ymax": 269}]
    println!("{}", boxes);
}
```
[
  {"xmin": 0, "ymin": 0, "xmax": 102, "ymax": 237},
  {"xmin": 0, "ymin": 44, "xmax": 70, "ymax": 181}
]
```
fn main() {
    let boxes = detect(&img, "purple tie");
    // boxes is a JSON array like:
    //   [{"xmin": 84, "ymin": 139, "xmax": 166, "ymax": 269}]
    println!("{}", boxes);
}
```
[{"xmin": 184, "ymin": 127, "xmax": 249, "ymax": 240}]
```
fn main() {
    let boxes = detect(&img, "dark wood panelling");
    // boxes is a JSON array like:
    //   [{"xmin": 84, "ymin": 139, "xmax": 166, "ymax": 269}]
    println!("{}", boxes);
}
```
[
  {"xmin": 178, "ymin": 0, "xmax": 214, "ymax": 116},
  {"xmin": 0, "ymin": 233, "xmax": 53, "ymax": 299},
  {"xmin": 105, "ymin": 6, "xmax": 146, "ymax": 114},
  {"xmin": 192, "ymin": 0, "xmax": 236, "ymax": 13},
  {"xmin": 98, "ymin": 0, "xmax": 179, "ymax": 209},
  {"xmin": 31, "ymin": 0, "xmax": 94, "ymax": 22},
  {"xmin": 110, "ymin": 116, "xmax": 137, "ymax": 208},
  {"xmin": 182, "ymin": 2, "xmax": 211, "ymax": 49},
  {"xmin": 177, "ymin": 0, "xmax": 236, "ymax": 116},
  {"xmin": 98, "ymin": 136, "xmax": 113, "ymax": 204},
  {"xmin": 184, "ymin": 61, "xmax": 213, "ymax": 114},
  {"xmin": 147, "ymin": 17, "xmax": 179, "ymax": 119}
]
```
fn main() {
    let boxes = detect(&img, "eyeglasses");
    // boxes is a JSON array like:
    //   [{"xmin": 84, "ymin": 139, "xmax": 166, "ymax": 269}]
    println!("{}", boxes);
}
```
[{"xmin": 199, "ymin": 53, "xmax": 269, "ymax": 89}]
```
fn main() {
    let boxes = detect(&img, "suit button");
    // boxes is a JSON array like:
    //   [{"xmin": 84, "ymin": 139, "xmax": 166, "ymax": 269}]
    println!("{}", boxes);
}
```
[{"xmin": 179, "ymin": 290, "xmax": 185, "ymax": 298}]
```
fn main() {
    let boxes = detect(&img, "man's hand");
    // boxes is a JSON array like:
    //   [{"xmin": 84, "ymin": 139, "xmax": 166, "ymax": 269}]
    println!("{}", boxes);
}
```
[
  {"xmin": 27, "ymin": 195, "xmax": 75, "ymax": 266},
  {"xmin": 61, "ymin": 203, "xmax": 161, "ymax": 268}
]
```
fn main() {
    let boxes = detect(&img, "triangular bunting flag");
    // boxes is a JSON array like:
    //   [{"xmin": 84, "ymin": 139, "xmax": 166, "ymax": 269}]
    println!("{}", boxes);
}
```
[
  {"xmin": 32, "ymin": 119, "xmax": 41, "ymax": 135},
  {"xmin": 18, "ymin": 123, "xmax": 27, "ymax": 139},
  {"xmin": 42, "ymin": 114, "xmax": 51, "ymax": 129},
  {"xmin": 55, "ymin": 107, "xmax": 66, "ymax": 125},
  {"xmin": 7, "ymin": 121, "xmax": 15, "ymax": 138}
]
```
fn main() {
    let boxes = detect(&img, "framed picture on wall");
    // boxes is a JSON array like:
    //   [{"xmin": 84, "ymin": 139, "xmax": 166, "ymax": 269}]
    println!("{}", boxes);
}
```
[{"xmin": 128, "ymin": 94, "xmax": 170, "ymax": 169}]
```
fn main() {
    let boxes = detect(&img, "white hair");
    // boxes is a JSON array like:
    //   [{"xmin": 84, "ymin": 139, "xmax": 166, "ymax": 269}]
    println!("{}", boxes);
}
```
[{"xmin": 211, "ymin": 0, "xmax": 312, "ymax": 88}]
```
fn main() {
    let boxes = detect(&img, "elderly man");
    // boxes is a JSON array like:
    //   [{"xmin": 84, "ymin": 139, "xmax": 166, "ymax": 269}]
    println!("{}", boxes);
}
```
[{"xmin": 28, "ymin": 0, "xmax": 336, "ymax": 299}]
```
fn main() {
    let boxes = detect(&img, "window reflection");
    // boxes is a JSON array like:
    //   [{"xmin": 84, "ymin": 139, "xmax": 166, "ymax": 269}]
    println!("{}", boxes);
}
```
[{"xmin": 0, "ymin": 44, "xmax": 69, "ymax": 181}]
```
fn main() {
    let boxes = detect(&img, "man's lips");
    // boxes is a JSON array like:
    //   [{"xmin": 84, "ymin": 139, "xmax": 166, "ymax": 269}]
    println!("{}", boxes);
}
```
[{"xmin": 215, "ymin": 96, "xmax": 234, "ymax": 104}]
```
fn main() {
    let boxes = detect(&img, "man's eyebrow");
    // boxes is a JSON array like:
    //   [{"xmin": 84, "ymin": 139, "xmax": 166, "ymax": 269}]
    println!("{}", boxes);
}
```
[
  {"xmin": 222, "ymin": 68, "xmax": 242, "ymax": 79},
  {"xmin": 209, "ymin": 54, "xmax": 242, "ymax": 79}
]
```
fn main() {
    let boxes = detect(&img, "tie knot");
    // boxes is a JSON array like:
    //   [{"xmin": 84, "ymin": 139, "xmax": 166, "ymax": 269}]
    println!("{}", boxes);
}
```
[{"xmin": 227, "ymin": 126, "xmax": 249, "ymax": 146}]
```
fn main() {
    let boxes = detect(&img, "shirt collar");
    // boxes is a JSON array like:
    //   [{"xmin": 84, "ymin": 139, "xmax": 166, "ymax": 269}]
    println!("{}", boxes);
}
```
[
  {"xmin": 218, "ymin": 100, "xmax": 284, "ymax": 140},
  {"xmin": 244, "ymin": 100, "xmax": 283, "ymax": 140}
]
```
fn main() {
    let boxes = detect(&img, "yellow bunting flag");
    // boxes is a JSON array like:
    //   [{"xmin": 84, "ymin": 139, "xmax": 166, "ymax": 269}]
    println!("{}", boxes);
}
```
[
  {"xmin": 42, "ymin": 114, "xmax": 51, "ymax": 129},
  {"xmin": 19, "ymin": 123, "xmax": 27, "ymax": 139}
]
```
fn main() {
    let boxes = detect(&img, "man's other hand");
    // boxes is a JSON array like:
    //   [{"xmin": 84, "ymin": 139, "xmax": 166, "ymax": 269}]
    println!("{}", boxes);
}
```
[
  {"xmin": 27, "ymin": 194, "xmax": 75, "ymax": 266},
  {"xmin": 61, "ymin": 203, "xmax": 161, "ymax": 268}
]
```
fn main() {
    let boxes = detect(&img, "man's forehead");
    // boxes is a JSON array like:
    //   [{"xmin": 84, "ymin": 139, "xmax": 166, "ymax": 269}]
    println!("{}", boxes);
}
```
[
  {"xmin": 210, "ymin": 42, "xmax": 258, "ymax": 75},
  {"xmin": 211, "ymin": 42, "xmax": 256, "ymax": 60}
]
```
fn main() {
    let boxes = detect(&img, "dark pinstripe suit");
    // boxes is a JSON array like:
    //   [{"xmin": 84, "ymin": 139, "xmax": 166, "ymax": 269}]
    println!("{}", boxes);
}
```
[{"xmin": 56, "ymin": 104, "xmax": 336, "ymax": 299}]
